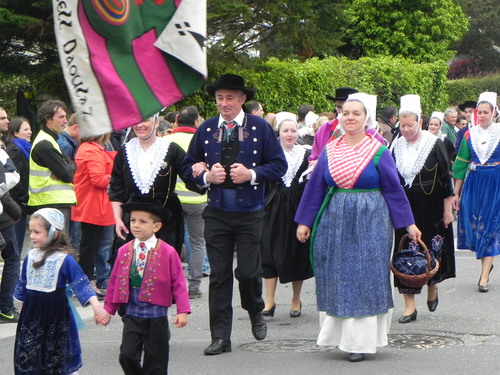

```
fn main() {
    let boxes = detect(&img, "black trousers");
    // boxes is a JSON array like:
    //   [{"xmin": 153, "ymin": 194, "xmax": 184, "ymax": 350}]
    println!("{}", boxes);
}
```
[
  {"xmin": 203, "ymin": 207, "xmax": 265, "ymax": 342},
  {"xmin": 78, "ymin": 222, "xmax": 105, "ymax": 280},
  {"xmin": 119, "ymin": 315, "xmax": 170, "ymax": 375}
]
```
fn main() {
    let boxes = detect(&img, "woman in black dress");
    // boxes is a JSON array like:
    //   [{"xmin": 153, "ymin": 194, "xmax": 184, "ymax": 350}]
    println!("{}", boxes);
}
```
[
  {"xmin": 391, "ymin": 104, "xmax": 455, "ymax": 324},
  {"xmin": 108, "ymin": 116, "xmax": 199, "ymax": 254},
  {"xmin": 261, "ymin": 118, "xmax": 313, "ymax": 318},
  {"xmin": 427, "ymin": 113, "xmax": 455, "ymax": 163}
]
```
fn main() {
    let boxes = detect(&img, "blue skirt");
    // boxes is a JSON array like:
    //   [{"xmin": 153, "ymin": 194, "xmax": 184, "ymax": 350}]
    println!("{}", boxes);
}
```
[
  {"xmin": 14, "ymin": 288, "xmax": 82, "ymax": 375},
  {"xmin": 314, "ymin": 190, "xmax": 394, "ymax": 317},
  {"xmin": 457, "ymin": 165, "xmax": 500, "ymax": 258}
]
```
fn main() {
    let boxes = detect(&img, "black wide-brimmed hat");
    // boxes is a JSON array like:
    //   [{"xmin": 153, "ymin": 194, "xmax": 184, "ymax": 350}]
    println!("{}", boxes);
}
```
[
  {"xmin": 458, "ymin": 100, "xmax": 478, "ymax": 111},
  {"xmin": 205, "ymin": 74, "xmax": 257, "ymax": 101},
  {"xmin": 326, "ymin": 87, "xmax": 358, "ymax": 102},
  {"xmin": 121, "ymin": 195, "xmax": 172, "ymax": 221}
]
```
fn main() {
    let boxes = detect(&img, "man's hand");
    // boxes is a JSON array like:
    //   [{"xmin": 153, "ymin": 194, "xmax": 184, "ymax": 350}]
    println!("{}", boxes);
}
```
[
  {"xmin": 205, "ymin": 163, "xmax": 226, "ymax": 185},
  {"xmin": 230, "ymin": 163, "xmax": 252, "ymax": 184}
]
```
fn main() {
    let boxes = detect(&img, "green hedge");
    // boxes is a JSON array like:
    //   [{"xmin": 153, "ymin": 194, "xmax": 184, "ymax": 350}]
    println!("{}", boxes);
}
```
[
  {"xmin": 175, "ymin": 56, "xmax": 450, "ymax": 119},
  {"xmin": 446, "ymin": 74, "xmax": 500, "ymax": 107},
  {"xmin": 3, "ymin": 58, "xmax": 498, "ymax": 122}
]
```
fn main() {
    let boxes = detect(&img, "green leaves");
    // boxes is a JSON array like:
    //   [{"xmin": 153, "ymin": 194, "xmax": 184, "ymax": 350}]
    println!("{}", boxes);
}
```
[{"xmin": 342, "ymin": 0, "xmax": 468, "ymax": 62}]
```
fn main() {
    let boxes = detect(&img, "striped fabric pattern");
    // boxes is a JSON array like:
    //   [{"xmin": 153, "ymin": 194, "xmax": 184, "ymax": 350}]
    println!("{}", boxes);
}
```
[{"xmin": 326, "ymin": 135, "xmax": 381, "ymax": 189}]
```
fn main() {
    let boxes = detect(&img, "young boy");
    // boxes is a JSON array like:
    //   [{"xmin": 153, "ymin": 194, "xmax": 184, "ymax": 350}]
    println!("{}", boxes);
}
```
[{"xmin": 104, "ymin": 196, "xmax": 190, "ymax": 374}]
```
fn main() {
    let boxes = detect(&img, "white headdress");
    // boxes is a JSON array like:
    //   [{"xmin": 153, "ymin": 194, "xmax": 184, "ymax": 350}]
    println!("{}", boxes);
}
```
[
  {"xmin": 34, "ymin": 208, "xmax": 64, "ymax": 230},
  {"xmin": 400, "ymin": 95, "xmax": 422, "ymax": 123},
  {"xmin": 477, "ymin": 92, "xmax": 498, "ymax": 113},
  {"xmin": 275, "ymin": 112, "xmax": 297, "ymax": 127},
  {"xmin": 430, "ymin": 111, "xmax": 444, "ymax": 122},
  {"xmin": 345, "ymin": 93, "xmax": 378, "ymax": 129}
]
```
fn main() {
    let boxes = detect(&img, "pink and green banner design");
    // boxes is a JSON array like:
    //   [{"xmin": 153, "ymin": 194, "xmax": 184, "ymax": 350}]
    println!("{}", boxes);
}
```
[{"xmin": 53, "ymin": 0, "xmax": 206, "ymax": 136}]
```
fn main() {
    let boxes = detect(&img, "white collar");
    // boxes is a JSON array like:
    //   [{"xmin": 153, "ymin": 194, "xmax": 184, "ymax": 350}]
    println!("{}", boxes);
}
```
[
  {"xmin": 281, "ymin": 145, "xmax": 307, "ymax": 187},
  {"xmin": 218, "ymin": 110, "xmax": 245, "ymax": 128},
  {"xmin": 393, "ymin": 130, "xmax": 437, "ymax": 187},
  {"xmin": 134, "ymin": 235, "xmax": 157, "ymax": 250},
  {"xmin": 125, "ymin": 137, "xmax": 171, "ymax": 194},
  {"xmin": 470, "ymin": 123, "xmax": 500, "ymax": 164}
]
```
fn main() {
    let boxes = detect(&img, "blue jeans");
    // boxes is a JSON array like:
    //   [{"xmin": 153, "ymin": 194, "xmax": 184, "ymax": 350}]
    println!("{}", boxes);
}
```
[
  {"xmin": 0, "ymin": 226, "xmax": 20, "ymax": 313},
  {"xmin": 70, "ymin": 220, "xmax": 81, "ymax": 254},
  {"xmin": 13, "ymin": 215, "xmax": 26, "ymax": 253},
  {"xmin": 95, "ymin": 225, "xmax": 114, "ymax": 287}
]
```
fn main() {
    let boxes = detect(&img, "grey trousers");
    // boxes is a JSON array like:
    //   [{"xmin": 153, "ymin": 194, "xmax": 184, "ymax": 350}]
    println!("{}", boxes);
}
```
[{"xmin": 182, "ymin": 202, "xmax": 207, "ymax": 290}]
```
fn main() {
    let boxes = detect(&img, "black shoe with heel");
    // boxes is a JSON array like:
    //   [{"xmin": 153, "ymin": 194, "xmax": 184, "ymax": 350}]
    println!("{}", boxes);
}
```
[
  {"xmin": 262, "ymin": 304, "xmax": 276, "ymax": 317},
  {"xmin": 398, "ymin": 309, "xmax": 417, "ymax": 324},
  {"xmin": 290, "ymin": 302, "xmax": 302, "ymax": 318},
  {"xmin": 427, "ymin": 287, "xmax": 439, "ymax": 312},
  {"xmin": 478, "ymin": 264, "xmax": 494, "ymax": 293}
]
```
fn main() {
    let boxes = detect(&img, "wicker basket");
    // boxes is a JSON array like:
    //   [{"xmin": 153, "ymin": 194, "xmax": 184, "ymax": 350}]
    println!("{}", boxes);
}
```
[{"xmin": 390, "ymin": 234, "xmax": 439, "ymax": 288}]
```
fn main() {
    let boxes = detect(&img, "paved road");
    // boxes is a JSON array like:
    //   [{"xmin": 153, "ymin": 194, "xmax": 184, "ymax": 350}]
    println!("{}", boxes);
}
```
[{"xmin": 1, "ymin": 248, "xmax": 499, "ymax": 375}]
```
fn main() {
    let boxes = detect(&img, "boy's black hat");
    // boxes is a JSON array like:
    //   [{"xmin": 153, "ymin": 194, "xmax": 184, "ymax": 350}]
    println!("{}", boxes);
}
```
[{"xmin": 121, "ymin": 195, "xmax": 172, "ymax": 221}]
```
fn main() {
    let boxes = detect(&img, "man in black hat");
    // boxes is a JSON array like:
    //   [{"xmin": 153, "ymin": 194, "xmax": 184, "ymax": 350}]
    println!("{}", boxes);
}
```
[
  {"xmin": 182, "ymin": 74, "xmax": 287, "ymax": 355},
  {"xmin": 309, "ymin": 87, "xmax": 358, "ymax": 163},
  {"xmin": 458, "ymin": 100, "xmax": 477, "ymax": 125},
  {"xmin": 455, "ymin": 100, "xmax": 478, "ymax": 155}
]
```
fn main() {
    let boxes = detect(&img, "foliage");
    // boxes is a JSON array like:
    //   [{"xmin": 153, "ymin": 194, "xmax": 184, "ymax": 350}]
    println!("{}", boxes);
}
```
[
  {"xmin": 0, "ymin": 0, "xmax": 68, "ymax": 103},
  {"xmin": 446, "ymin": 74, "xmax": 500, "ymax": 107},
  {"xmin": 454, "ymin": 0, "xmax": 500, "ymax": 73},
  {"xmin": 447, "ymin": 58, "xmax": 481, "ymax": 79},
  {"xmin": 341, "ymin": 0, "xmax": 468, "ymax": 63},
  {"xmin": 174, "ymin": 56, "xmax": 450, "ymax": 119},
  {"xmin": 207, "ymin": 0, "xmax": 345, "ymax": 68},
  {"xmin": 0, "ymin": 73, "xmax": 37, "ymax": 113}
]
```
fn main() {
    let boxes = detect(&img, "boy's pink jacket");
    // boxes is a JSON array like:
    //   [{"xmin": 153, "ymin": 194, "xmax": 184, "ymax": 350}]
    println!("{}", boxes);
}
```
[{"xmin": 104, "ymin": 239, "xmax": 191, "ymax": 315}]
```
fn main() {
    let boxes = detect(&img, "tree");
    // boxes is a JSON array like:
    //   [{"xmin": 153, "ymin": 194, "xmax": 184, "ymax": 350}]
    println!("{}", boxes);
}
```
[
  {"xmin": 454, "ymin": 0, "xmax": 500, "ymax": 74},
  {"xmin": 207, "ymin": 0, "xmax": 345, "ymax": 68},
  {"xmin": 0, "ymin": 0, "xmax": 66, "ymax": 104},
  {"xmin": 341, "ymin": 0, "xmax": 468, "ymax": 63}
]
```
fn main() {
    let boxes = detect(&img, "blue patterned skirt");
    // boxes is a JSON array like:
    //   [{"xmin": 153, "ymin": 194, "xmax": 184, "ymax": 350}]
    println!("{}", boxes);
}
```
[
  {"xmin": 458, "ymin": 165, "xmax": 500, "ymax": 258},
  {"xmin": 14, "ymin": 288, "xmax": 82, "ymax": 375},
  {"xmin": 314, "ymin": 190, "xmax": 394, "ymax": 317}
]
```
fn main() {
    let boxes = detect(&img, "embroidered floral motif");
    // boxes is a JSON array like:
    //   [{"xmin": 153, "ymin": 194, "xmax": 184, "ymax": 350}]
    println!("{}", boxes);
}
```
[
  {"xmin": 242, "ymin": 128, "xmax": 250, "ymax": 140},
  {"xmin": 431, "ymin": 235, "xmax": 444, "ymax": 255},
  {"xmin": 26, "ymin": 249, "xmax": 67, "ymax": 292},
  {"xmin": 212, "ymin": 129, "xmax": 221, "ymax": 142}
]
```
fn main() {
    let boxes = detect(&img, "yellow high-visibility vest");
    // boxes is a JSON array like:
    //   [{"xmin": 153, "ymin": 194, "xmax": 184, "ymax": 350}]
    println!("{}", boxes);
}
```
[{"xmin": 28, "ymin": 129, "xmax": 76, "ymax": 207}]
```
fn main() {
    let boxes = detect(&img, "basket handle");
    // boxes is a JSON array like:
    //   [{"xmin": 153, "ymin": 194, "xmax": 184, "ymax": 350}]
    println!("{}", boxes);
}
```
[{"xmin": 397, "ymin": 234, "xmax": 433, "ymax": 273}]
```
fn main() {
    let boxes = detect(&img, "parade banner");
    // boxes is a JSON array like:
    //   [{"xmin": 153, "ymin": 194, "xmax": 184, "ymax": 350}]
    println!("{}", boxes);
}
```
[{"xmin": 53, "ymin": 0, "xmax": 207, "ymax": 136}]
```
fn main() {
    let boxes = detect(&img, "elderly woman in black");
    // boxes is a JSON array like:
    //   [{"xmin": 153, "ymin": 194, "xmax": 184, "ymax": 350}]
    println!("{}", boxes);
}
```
[{"xmin": 391, "ymin": 96, "xmax": 455, "ymax": 323}]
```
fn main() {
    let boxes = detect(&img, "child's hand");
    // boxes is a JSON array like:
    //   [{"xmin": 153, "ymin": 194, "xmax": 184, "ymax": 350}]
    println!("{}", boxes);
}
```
[
  {"xmin": 173, "ymin": 313, "xmax": 188, "ymax": 328},
  {"xmin": 94, "ymin": 306, "xmax": 111, "ymax": 326}
]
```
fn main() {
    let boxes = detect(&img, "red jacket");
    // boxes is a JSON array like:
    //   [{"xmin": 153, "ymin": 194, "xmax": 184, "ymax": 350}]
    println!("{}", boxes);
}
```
[{"xmin": 71, "ymin": 142, "xmax": 116, "ymax": 225}]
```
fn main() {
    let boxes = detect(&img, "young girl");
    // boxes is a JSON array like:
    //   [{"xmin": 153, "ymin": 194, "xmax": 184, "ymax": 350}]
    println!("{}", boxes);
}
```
[{"xmin": 13, "ymin": 208, "xmax": 110, "ymax": 375}]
